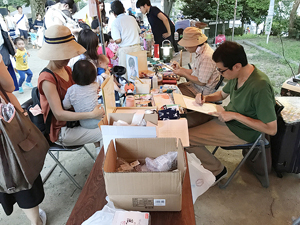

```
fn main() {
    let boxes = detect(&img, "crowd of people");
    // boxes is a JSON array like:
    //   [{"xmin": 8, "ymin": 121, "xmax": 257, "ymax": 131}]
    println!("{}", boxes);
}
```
[{"xmin": 0, "ymin": 0, "xmax": 278, "ymax": 225}]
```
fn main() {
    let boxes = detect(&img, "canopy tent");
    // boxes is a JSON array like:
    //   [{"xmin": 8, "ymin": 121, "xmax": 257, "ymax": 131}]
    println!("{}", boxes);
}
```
[{"xmin": 10, "ymin": 5, "xmax": 31, "ymax": 18}]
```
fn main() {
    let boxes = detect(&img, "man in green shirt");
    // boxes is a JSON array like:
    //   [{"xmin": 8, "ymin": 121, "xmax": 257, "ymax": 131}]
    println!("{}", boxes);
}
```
[{"xmin": 187, "ymin": 41, "xmax": 277, "ymax": 185}]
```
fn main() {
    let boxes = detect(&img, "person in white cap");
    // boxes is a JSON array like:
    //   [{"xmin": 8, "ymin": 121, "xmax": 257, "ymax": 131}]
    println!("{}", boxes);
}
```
[{"xmin": 172, "ymin": 27, "xmax": 219, "ymax": 97}]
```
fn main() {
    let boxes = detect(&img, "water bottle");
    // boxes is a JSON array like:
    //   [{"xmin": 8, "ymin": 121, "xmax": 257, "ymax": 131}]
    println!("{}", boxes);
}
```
[
  {"xmin": 174, "ymin": 31, "xmax": 179, "ymax": 41},
  {"xmin": 152, "ymin": 74, "xmax": 158, "ymax": 89}
]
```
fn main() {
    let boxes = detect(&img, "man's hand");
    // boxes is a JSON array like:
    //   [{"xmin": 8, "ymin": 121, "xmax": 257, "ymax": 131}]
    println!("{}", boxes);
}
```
[
  {"xmin": 171, "ymin": 61, "xmax": 180, "ymax": 70},
  {"xmin": 162, "ymin": 32, "xmax": 171, "ymax": 39},
  {"xmin": 214, "ymin": 111, "xmax": 236, "ymax": 123},
  {"xmin": 195, "ymin": 93, "xmax": 205, "ymax": 105}
]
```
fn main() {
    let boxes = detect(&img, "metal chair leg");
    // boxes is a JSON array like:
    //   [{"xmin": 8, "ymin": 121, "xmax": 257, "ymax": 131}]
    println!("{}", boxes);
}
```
[
  {"xmin": 212, "ymin": 146, "xmax": 219, "ymax": 155},
  {"xmin": 248, "ymin": 138, "xmax": 269, "ymax": 188},
  {"xmin": 48, "ymin": 151, "xmax": 82, "ymax": 189},
  {"xmin": 219, "ymin": 137, "xmax": 261, "ymax": 189},
  {"xmin": 84, "ymin": 146, "xmax": 96, "ymax": 161}
]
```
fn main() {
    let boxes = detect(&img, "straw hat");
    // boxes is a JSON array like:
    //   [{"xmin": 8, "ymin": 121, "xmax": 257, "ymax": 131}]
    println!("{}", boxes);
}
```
[
  {"xmin": 178, "ymin": 27, "xmax": 208, "ymax": 47},
  {"xmin": 38, "ymin": 25, "xmax": 86, "ymax": 60}
]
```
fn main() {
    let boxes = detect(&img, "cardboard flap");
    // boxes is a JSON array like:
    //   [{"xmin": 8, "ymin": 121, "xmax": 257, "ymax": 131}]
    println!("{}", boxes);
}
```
[
  {"xmin": 101, "ymin": 76, "xmax": 115, "ymax": 116},
  {"xmin": 115, "ymin": 138, "xmax": 177, "ymax": 160},
  {"xmin": 177, "ymin": 139, "xmax": 186, "ymax": 183},
  {"xmin": 173, "ymin": 93, "xmax": 186, "ymax": 108},
  {"xmin": 109, "ymin": 112, "xmax": 158, "ymax": 125},
  {"xmin": 103, "ymin": 140, "xmax": 117, "ymax": 172}
]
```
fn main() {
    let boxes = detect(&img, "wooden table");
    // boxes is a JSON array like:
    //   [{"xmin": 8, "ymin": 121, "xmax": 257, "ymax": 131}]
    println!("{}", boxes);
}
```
[{"xmin": 67, "ymin": 148, "xmax": 195, "ymax": 225}]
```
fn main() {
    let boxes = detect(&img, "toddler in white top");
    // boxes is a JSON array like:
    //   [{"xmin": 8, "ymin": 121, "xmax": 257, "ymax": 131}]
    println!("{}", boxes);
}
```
[{"xmin": 63, "ymin": 60, "xmax": 102, "ymax": 129}]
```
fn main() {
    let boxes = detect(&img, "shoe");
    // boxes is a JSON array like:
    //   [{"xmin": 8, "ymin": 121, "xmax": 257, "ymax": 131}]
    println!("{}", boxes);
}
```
[
  {"xmin": 31, "ymin": 209, "xmax": 46, "ymax": 225},
  {"xmin": 18, "ymin": 87, "xmax": 24, "ymax": 94},
  {"xmin": 25, "ymin": 82, "xmax": 34, "ymax": 88},
  {"xmin": 39, "ymin": 208, "xmax": 47, "ymax": 225},
  {"xmin": 212, "ymin": 167, "xmax": 228, "ymax": 186}
]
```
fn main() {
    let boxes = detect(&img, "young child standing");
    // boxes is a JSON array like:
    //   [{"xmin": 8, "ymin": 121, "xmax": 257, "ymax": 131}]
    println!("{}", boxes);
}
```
[
  {"xmin": 97, "ymin": 54, "xmax": 124, "ymax": 106},
  {"xmin": 107, "ymin": 34, "xmax": 119, "ymax": 67},
  {"xmin": 63, "ymin": 60, "xmax": 103, "ymax": 129},
  {"xmin": 14, "ymin": 37, "xmax": 34, "ymax": 94},
  {"xmin": 28, "ymin": 29, "xmax": 38, "ymax": 49},
  {"xmin": 97, "ymin": 34, "xmax": 117, "ymax": 69}
]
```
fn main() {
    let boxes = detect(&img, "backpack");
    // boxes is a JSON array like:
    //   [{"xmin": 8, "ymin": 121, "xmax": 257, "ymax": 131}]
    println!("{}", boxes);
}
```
[{"xmin": 27, "ymin": 68, "xmax": 57, "ymax": 139}]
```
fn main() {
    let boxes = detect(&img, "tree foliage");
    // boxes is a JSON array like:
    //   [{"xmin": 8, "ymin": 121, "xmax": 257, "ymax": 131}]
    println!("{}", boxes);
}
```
[{"xmin": 0, "ymin": 0, "xmax": 29, "ymax": 8}]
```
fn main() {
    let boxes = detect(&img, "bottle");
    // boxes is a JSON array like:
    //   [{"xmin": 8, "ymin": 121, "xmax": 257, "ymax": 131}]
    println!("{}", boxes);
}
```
[
  {"xmin": 152, "ymin": 74, "xmax": 158, "ymax": 89},
  {"xmin": 174, "ymin": 31, "xmax": 179, "ymax": 41}
]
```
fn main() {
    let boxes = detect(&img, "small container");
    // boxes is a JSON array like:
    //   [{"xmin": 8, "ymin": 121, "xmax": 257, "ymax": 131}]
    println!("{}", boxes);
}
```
[
  {"xmin": 154, "ymin": 44, "xmax": 160, "ymax": 58},
  {"xmin": 126, "ymin": 95, "xmax": 135, "ymax": 107},
  {"xmin": 152, "ymin": 74, "xmax": 158, "ymax": 89},
  {"xmin": 174, "ymin": 31, "xmax": 179, "ymax": 41}
]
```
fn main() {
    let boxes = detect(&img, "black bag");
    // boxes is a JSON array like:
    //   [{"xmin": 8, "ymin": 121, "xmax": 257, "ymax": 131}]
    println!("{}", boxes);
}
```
[{"xmin": 0, "ymin": 24, "xmax": 15, "ymax": 56}]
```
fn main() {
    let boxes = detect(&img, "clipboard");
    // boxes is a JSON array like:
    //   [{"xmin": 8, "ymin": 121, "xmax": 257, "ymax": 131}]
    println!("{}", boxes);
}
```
[{"xmin": 173, "ymin": 93, "xmax": 219, "ymax": 116}]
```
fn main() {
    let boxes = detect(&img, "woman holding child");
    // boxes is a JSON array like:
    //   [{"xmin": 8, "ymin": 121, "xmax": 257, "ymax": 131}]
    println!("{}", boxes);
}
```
[{"xmin": 37, "ymin": 25, "xmax": 104, "ymax": 153}]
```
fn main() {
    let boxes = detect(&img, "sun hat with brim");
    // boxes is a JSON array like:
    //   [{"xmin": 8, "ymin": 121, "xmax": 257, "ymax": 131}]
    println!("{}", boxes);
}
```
[
  {"xmin": 178, "ymin": 27, "xmax": 208, "ymax": 47},
  {"xmin": 38, "ymin": 25, "xmax": 86, "ymax": 60}
]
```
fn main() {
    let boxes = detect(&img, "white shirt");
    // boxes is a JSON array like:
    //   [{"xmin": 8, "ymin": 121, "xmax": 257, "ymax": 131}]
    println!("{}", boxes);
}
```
[
  {"xmin": 14, "ymin": 13, "xmax": 28, "ymax": 30},
  {"xmin": 111, "ymin": 13, "xmax": 140, "ymax": 48},
  {"xmin": 44, "ymin": 4, "xmax": 66, "ymax": 28},
  {"xmin": 5, "ymin": 15, "xmax": 15, "ymax": 30}
]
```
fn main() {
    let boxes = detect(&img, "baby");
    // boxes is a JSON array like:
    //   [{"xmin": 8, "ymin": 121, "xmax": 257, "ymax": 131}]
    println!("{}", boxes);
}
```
[{"xmin": 63, "ymin": 60, "xmax": 104, "ymax": 129}]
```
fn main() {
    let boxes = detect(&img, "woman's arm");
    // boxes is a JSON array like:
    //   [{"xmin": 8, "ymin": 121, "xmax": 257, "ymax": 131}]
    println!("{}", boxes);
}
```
[{"xmin": 42, "ymin": 80, "xmax": 104, "ymax": 121}]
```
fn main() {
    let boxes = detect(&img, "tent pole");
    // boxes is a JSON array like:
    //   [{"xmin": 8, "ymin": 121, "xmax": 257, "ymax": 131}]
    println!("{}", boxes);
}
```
[{"xmin": 96, "ymin": 0, "xmax": 106, "ymax": 56}]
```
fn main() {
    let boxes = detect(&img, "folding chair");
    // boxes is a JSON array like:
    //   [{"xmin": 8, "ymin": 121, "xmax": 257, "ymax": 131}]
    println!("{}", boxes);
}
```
[
  {"xmin": 47, "ymin": 143, "xmax": 95, "ymax": 189},
  {"xmin": 212, "ymin": 101, "xmax": 284, "ymax": 189},
  {"xmin": 21, "ymin": 98, "xmax": 96, "ymax": 190}
]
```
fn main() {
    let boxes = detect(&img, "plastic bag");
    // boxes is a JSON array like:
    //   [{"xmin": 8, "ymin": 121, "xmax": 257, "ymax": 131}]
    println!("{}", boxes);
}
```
[
  {"xmin": 145, "ymin": 151, "xmax": 177, "ymax": 172},
  {"xmin": 82, "ymin": 197, "xmax": 124, "ymax": 225}
]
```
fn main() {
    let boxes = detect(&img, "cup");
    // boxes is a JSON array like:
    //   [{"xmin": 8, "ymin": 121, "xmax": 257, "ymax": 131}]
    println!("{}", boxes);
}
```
[
  {"xmin": 126, "ymin": 95, "xmax": 135, "ymax": 107},
  {"xmin": 154, "ymin": 44, "xmax": 160, "ymax": 58}
]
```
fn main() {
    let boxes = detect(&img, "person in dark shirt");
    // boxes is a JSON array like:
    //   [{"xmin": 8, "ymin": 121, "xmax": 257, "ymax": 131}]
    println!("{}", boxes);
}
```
[
  {"xmin": 33, "ymin": 13, "xmax": 44, "ymax": 30},
  {"xmin": 136, "ymin": 0, "xmax": 178, "ymax": 53}
]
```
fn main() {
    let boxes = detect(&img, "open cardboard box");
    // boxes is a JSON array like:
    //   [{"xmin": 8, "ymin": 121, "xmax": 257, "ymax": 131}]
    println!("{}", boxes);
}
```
[{"xmin": 103, "ymin": 138, "xmax": 186, "ymax": 211}]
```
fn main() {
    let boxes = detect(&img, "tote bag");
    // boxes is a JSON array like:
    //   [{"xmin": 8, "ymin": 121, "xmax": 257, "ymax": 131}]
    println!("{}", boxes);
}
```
[{"xmin": 0, "ymin": 85, "xmax": 49, "ymax": 193}]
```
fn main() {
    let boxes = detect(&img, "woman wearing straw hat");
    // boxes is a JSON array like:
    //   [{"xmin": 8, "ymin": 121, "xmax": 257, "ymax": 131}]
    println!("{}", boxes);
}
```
[
  {"xmin": 37, "ymin": 25, "xmax": 104, "ymax": 154},
  {"xmin": 172, "ymin": 27, "xmax": 219, "ymax": 97}
]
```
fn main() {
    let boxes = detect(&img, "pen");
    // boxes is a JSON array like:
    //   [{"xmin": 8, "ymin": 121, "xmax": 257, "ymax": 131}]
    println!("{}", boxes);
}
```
[{"xmin": 201, "ymin": 90, "xmax": 204, "ymax": 102}]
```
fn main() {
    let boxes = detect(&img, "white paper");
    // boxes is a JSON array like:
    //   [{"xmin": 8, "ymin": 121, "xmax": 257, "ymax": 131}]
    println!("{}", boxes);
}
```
[
  {"xmin": 101, "ymin": 126, "xmax": 156, "ymax": 154},
  {"xmin": 183, "ymin": 97, "xmax": 218, "ymax": 116},
  {"xmin": 187, "ymin": 153, "xmax": 215, "ymax": 204}
]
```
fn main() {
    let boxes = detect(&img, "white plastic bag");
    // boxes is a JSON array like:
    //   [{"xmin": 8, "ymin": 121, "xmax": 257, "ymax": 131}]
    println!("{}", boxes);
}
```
[
  {"xmin": 145, "ymin": 151, "xmax": 177, "ymax": 172},
  {"xmin": 82, "ymin": 197, "xmax": 124, "ymax": 225},
  {"xmin": 187, "ymin": 153, "xmax": 215, "ymax": 204}
]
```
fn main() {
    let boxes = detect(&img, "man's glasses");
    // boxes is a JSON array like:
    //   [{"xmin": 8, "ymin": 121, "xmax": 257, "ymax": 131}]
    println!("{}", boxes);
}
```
[{"xmin": 216, "ymin": 67, "xmax": 229, "ymax": 74}]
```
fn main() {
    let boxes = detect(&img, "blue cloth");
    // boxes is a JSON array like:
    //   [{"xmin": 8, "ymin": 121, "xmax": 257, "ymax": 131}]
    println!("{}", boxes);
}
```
[
  {"xmin": 7, "ymin": 62, "xmax": 19, "ymax": 91},
  {"xmin": 28, "ymin": 32, "xmax": 37, "ymax": 41},
  {"xmin": 97, "ymin": 67, "xmax": 105, "ymax": 76},
  {"xmin": 175, "ymin": 20, "xmax": 190, "ymax": 32},
  {"xmin": 17, "ymin": 69, "xmax": 33, "ymax": 87}
]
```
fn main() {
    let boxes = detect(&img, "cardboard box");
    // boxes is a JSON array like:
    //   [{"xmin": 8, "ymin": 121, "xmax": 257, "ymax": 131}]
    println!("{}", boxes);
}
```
[
  {"xmin": 100, "ymin": 111, "xmax": 158, "ymax": 153},
  {"xmin": 112, "ymin": 211, "xmax": 150, "ymax": 225},
  {"xmin": 103, "ymin": 138, "xmax": 186, "ymax": 211}
]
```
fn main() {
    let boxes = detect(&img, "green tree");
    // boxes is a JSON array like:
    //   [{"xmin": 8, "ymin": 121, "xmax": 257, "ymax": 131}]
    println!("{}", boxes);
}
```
[
  {"xmin": 272, "ymin": 0, "xmax": 292, "ymax": 36},
  {"xmin": 288, "ymin": 0, "xmax": 300, "ymax": 37},
  {"xmin": 247, "ymin": 0, "xmax": 269, "ymax": 34}
]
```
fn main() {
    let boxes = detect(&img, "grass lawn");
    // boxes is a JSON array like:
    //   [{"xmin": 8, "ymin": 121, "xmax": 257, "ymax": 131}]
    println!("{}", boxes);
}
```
[{"xmin": 226, "ymin": 35, "xmax": 300, "ymax": 96}]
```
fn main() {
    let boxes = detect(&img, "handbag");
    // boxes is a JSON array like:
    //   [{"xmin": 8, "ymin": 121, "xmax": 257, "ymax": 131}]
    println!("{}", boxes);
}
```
[
  {"xmin": 0, "ymin": 24, "xmax": 15, "ymax": 56},
  {"xmin": 0, "ymin": 84, "xmax": 49, "ymax": 194}
]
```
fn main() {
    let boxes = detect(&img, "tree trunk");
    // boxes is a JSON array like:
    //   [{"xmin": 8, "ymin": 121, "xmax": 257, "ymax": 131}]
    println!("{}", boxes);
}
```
[
  {"xmin": 30, "ymin": 0, "xmax": 47, "ymax": 21},
  {"xmin": 288, "ymin": 0, "xmax": 300, "ymax": 37},
  {"xmin": 163, "ymin": 0, "xmax": 174, "ymax": 17}
]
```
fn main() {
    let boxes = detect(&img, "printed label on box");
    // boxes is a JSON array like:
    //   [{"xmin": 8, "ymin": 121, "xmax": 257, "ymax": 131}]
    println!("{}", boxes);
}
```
[
  {"xmin": 132, "ymin": 198, "xmax": 154, "ymax": 207},
  {"xmin": 154, "ymin": 199, "xmax": 166, "ymax": 206}
]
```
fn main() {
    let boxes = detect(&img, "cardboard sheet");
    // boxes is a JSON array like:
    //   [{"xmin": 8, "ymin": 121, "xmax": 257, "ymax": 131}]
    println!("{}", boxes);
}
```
[
  {"xmin": 148, "ymin": 118, "xmax": 189, "ymax": 147},
  {"xmin": 173, "ymin": 93, "xmax": 218, "ymax": 116}
]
